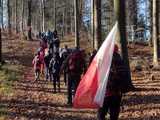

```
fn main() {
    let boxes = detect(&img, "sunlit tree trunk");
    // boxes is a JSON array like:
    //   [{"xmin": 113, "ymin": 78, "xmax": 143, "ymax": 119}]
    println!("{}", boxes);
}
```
[{"xmin": 152, "ymin": 0, "xmax": 158, "ymax": 66}]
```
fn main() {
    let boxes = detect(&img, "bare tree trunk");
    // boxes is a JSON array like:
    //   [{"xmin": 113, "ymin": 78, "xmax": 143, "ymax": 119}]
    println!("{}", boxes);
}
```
[
  {"xmin": 157, "ymin": 0, "xmax": 160, "ymax": 58},
  {"xmin": 78, "ymin": 0, "xmax": 83, "ymax": 30},
  {"xmin": 70, "ymin": 7, "xmax": 73, "ymax": 34},
  {"xmin": 0, "ymin": 27, "xmax": 1, "ymax": 63},
  {"xmin": 62, "ymin": 12, "xmax": 65, "ymax": 37},
  {"xmin": 15, "ymin": 0, "xmax": 18, "ymax": 33},
  {"xmin": 153, "ymin": 0, "xmax": 158, "ymax": 66},
  {"xmin": 42, "ymin": 0, "xmax": 45, "ymax": 32},
  {"xmin": 74, "ymin": 0, "xmax": 80, "ymax": 48},
  {"xmin": 21, "ymin": 0, "xmax": 24, "ymax": 33},
  {"xmin": 94, "ymin": 0, "xmax": 101, "ymax": 49},
  {"xmin": 0, "ymin": 0, "xmax": 2, "ymax": 62},
  {"xmin": 149, "ymin": 0, "xmax": 153, "ymax": 47},
  {"xmin": 114, "ymin": 0, "xmax": 133, "ymax": 87},
  {"xmin": 39, "ymin": 1, "xmax": 43, "ymax": 32},
  {"xmin": 62, "ymin": 1, "xmax": 67, "ymax": 37},
  {"xmin": 65, "ymin": 1, "xmax": 70, "ymax": 34},
  {"xmin": 53, "ymin": 0, "xmax": 56, "ymax": 30},
  {"xmin": 91, "ymin": 0, "xmax": 94, "ymax": 49},
  {"xmin": 27, "ymin": 0, "xmax": 32, "ymax": 40},
  {"xmin": 1, "ymin": 0, "xmax": 3, "ymax": 30},
  {"xmin": 126, "ymin": 0, "xmax": 138, "ymax": 27},
  {"xmin": 7, "ymin": 0, "xmax": 11, "ymax": 34}
]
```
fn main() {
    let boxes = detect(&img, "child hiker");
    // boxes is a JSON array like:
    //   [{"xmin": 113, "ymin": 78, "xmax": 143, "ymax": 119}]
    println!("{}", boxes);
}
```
[{"xmin": 32, "ymin": 52, "xmax": 42, "ymax": 81}]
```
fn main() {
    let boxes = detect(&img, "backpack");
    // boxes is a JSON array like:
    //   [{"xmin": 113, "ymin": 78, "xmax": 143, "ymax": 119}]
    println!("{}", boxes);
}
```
[{"xmin": 68, "ymin": 51, "xmax": 84, "ymax": 73}]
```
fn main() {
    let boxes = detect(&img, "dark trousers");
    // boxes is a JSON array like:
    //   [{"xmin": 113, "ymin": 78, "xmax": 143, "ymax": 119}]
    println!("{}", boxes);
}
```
[
  {"xmin": 49, "ymin": 68, "xmax": 52, "ymax": 82},
  {"xmin": 45, "ymin": 66, "xmax": 49, "ymax": 80},
  {"xmin": 67, "ymin": 73, "xmax": 81, "ymax": 104},
  {"xmin": 97, "ymin": 95, "xmax": 122, "ymax": 120},
  {"xmin": 52, "ymin": 73, "xmax": 60, "ymax": 93}
]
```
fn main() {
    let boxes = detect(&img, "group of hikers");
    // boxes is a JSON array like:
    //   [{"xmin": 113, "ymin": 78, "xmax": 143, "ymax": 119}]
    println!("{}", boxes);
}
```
[
  {"xmin": 32, "ymin": 30, "xmax": 97, "ymax": 105},
  {"xmin": 32, "ymin": 29, "xmax": 131, "ymax": 120}
]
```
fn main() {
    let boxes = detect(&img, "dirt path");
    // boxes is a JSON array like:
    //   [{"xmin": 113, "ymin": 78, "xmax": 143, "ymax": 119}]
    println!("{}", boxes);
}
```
[
  {"xmin": 4, "ymin": 66, "xmax": 96, "ymax": 120},
  {"xmin": 120, "ymin": 71, "xmax": 160, "ymax": 120},
  {"xmin": 1, "ymin": 33, "xmax": 96, "ymax": 120},
  {"xmin": 1, "ymin": 32, "xmax": 160, "ymax": 120}
]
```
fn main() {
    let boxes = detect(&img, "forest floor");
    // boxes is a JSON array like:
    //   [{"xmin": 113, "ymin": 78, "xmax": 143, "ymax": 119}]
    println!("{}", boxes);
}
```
[{"xmin": 0, "ymin": 31, "xmax": 160, "ymax": 120}]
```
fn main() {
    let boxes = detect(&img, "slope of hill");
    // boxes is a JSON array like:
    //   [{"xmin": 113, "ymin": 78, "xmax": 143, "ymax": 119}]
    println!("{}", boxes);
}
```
[{"xmin": 0, "ymin": 31, "xmax": 160, "ymax": 120}]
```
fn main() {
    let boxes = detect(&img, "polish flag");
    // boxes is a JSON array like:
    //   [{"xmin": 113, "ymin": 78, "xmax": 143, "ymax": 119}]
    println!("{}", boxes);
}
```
[{"xmin": 73, "ymin": 22, "xmax": 119, "ymax": 109}]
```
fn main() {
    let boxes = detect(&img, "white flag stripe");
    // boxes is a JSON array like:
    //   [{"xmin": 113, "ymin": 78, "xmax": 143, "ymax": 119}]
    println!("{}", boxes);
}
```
[{"xmin": 94, "ymin": 22, "xmax": 118, "ymax": 107}]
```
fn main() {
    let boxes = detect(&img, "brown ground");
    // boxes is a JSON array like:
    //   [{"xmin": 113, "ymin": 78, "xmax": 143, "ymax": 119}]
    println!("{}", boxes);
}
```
[{"xmin": 1, "ymin": 31, "xmax": 160, "ymax": 120}]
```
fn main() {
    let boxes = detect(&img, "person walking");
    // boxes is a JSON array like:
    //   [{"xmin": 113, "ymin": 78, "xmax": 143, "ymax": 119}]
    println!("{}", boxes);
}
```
[
  {"xmin": 32, "ymin": 52, "xmax": 42, "ymax": 81},
  {"xmin": 60, "ymin": 45, "xmax": 70, "ymax": 85},
  {"xmin": 62, "ymin": 47, "xmax": 86, "ymax": 105},
  {"xmin": 49, "ymin": 52, "xmax": 61, "ymax": 93},
  {"xmin": 97, "ymin": 45, "xmax": 130, "ymax": 120}
]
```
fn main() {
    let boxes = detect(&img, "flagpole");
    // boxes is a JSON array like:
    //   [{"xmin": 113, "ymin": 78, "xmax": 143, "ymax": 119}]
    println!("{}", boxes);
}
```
[{"xmin": 114, "ymin": 0, "xmax": 134, "ymax": 88}]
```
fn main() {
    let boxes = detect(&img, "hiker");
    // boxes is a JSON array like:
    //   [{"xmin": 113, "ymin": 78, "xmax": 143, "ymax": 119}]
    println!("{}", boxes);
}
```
[
  {"xmin": 53, "ymin": 37, "xmax": 60, "ymax": 54},
  {"xmin": 46, "ymin": 30, "xmax": 54, "ymax": 44},
  {"xmin": 32, "ymin": 52, "xmax": 42, "ymax": 81},
  {"xmin": 44, "ymin": 48, "xmax": 52, "ymax": 81},
  {"xmin": 60, "ymin": 45, "xmax": 70, "ymax": 85},
  {"xmin": 39, "ymin": 47, "xmax": 45, "ymax": 74},
  {"xmin": 52, "ymin": 30, "xmax": 60, "ymax": 54},
  {"xmin": 49, "ymin": 52, "xmax": 61, "ymax": 93},
  {"xmin": 97, "ymin": 44, "xmax": 130, "ymax": 120},
  {"xmin": 40, "ymin": 37, "xmax": 48, "ymax": 50},
  {"xmin": 53, "ymin": 30, "xmax": 58, "ymax": 39},
  {"xmin": 62, "ymin": 47, "xmax": 86, "ymax": 105},
  {"xmin": 47, "ymin": 30, "xmax": 56, "ymax": 56}
]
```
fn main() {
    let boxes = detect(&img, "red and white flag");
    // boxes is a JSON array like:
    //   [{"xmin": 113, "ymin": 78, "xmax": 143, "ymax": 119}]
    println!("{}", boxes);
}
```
[{"xmin": 73, "ymin": 22, "xmax": 118, "ymax": 109}]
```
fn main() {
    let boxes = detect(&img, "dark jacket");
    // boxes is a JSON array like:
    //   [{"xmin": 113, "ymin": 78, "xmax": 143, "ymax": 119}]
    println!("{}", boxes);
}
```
[{"xmin": 106, "ymin": 52, "xmax": 130, "ymax": 96}]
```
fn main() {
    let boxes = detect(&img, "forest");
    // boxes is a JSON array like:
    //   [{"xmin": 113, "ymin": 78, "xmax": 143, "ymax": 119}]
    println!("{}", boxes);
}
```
[{"xmin": 0, "ymin": 0, "xmax": 160, "ymax": 120}]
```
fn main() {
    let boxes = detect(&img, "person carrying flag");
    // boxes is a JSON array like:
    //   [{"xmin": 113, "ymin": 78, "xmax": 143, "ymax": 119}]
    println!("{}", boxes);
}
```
[{"xmin": 97, "ymin": 44, "xmax": 128, "ymax": 120}]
